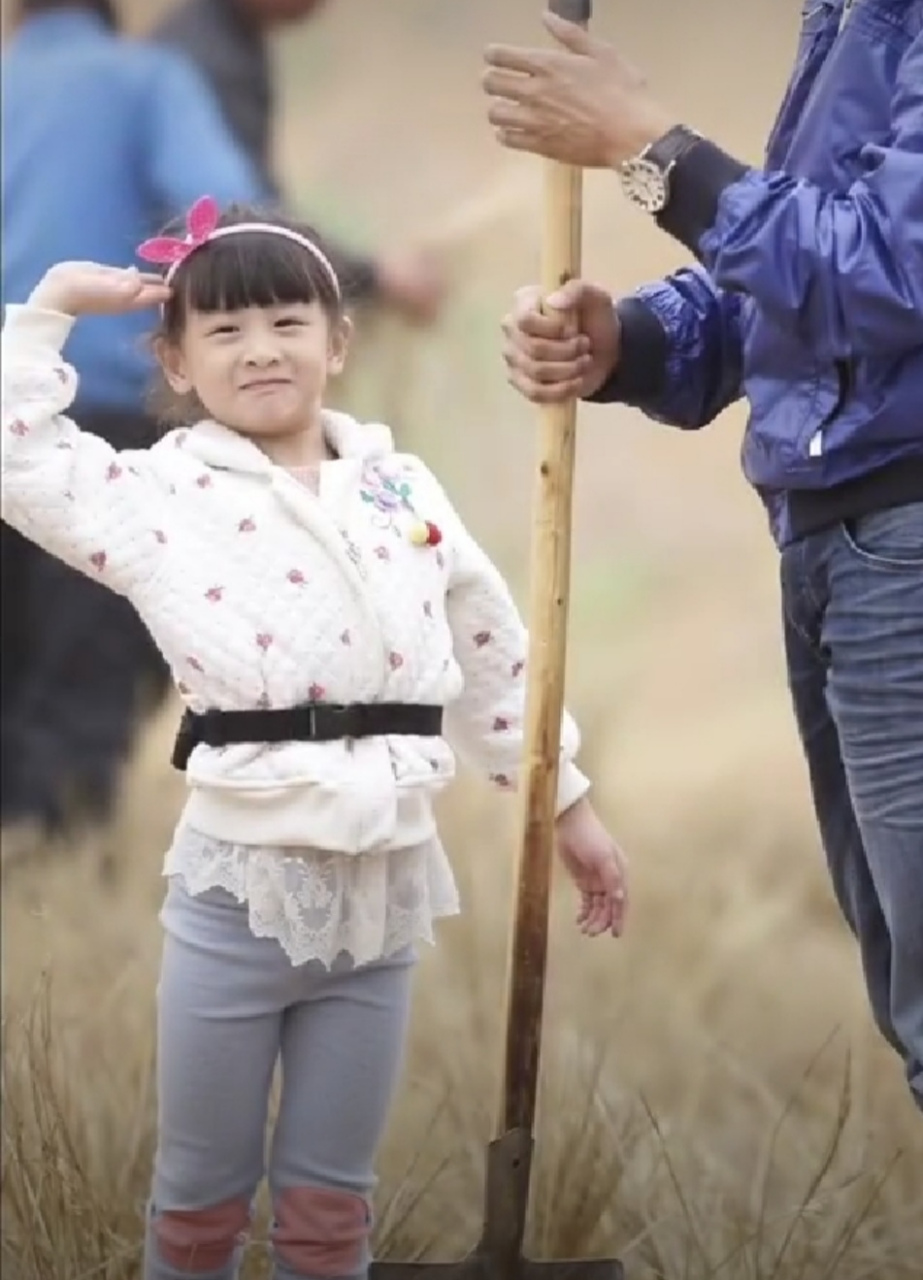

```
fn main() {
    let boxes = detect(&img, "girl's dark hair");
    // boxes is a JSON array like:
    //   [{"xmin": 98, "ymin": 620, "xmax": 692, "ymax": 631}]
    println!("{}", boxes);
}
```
[
  {"xmin": 155, "ymin": 203, "xmax": 344, "ymax": 345},
  {"xmin": 149, "ymin": 203, "xmax": 345, "ymax": 425}
]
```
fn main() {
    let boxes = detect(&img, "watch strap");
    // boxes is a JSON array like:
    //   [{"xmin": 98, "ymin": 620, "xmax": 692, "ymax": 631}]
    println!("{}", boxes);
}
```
[{"xmin": 642, "ymin": 124, "xmax": 703, "ymax": 174}]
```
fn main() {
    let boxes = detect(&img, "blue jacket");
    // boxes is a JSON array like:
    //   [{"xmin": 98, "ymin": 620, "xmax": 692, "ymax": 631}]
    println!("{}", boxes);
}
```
[
  {"xmin": 1, "ymin": 9, "xmax": 268, "ymax": 412},
  {"xmin": 593, "ymin": 0, "xmax": 923, "ymax": 547}
]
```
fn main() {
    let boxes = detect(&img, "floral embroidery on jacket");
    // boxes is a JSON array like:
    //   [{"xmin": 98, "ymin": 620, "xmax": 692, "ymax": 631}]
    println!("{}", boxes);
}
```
[
  {"xmin": 359, "ymin": 462, "xmax": 424, "ymax": 539},
  {"xmin": 360, "ymin": 463, "xmax": 414, "ymax": 516}
]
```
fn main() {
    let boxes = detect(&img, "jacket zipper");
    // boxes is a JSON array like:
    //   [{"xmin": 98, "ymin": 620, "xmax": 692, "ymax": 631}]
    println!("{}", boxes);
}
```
[{"xmin": 808, "ymin": 358, "xmax": 854, "ymax": 457}]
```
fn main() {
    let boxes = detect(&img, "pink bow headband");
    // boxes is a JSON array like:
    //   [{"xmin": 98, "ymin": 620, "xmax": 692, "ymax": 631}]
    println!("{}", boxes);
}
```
[{"xmin": 136, "ymin": 196, "xmax": 341, "ymax": 298}]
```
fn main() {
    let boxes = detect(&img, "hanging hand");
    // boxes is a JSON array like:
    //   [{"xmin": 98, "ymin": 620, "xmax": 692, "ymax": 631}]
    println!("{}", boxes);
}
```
[
  {"xmin": 374, "ymin": 246, "xmax": 449, "ymax": 326},
  {"xmin": 555, "ymin": 796, "xmax": 629, "ymax": 937}
]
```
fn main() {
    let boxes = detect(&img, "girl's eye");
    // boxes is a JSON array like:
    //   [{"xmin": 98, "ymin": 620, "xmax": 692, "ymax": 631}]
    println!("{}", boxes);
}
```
[
  {"xmin": 275, "ymin": 317, "xmax": 304, "ymax": 329},
  {"xmin": 208, "ymin": 324, "xmax": 238, "ymax": 337}
]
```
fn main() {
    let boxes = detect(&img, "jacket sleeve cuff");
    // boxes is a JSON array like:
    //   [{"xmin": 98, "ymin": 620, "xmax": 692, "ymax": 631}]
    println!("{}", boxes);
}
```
[
  {"xmin": 555, "ymin": 761, "xmax": 591, "ymax": 817},
  {"xmin": 655, "ymin": 138, "xmax": 750, "ymax": 257},
  {"xmin": 2, "ymin": 304, "xmax": 75, "ymax": 352},
  {"xmin": 583, "ymin": 295, "xmax": 668, "ymax": 405}
]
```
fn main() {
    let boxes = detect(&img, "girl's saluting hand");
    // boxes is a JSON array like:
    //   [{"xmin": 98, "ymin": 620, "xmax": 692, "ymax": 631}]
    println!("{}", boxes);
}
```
[{"xmin": 29, "ymin": 262, "xmax": 172, "ymax": 317}]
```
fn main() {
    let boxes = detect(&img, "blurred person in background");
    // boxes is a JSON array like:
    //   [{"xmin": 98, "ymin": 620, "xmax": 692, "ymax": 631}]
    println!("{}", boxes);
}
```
[
  {"xmin": 1, "ymin": 0, "xmax": 267, "ymax": 843},
  {"xmin": 487, "ymin": 3, "xmax": 923, "ymax": 1113},
  {"xmin": 151, "ymin": 0, "xmax": 448, "ymax": 325}
]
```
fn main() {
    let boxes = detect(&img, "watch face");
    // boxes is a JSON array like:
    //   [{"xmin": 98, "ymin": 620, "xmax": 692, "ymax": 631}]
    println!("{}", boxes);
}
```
[{"xmin": 620, "ymin": 157, "xmax": 668, "ymax": 214}]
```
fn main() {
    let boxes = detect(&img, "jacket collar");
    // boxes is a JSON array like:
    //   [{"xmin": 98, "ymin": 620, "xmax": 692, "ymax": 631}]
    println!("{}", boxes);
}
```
[
  {"xmin": 180, "ymin": 410, "xmax": 394, "ymax": 475},
  {"xmin": 14, "ymin": 10, "xmax": 112, "ymax": 49}
]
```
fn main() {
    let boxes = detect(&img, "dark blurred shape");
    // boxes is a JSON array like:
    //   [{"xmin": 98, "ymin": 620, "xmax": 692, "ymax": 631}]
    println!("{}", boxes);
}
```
[
  {"xmin": 151, "ymin": 0, "xmax": 449, "ymax": 322},
  {"xmin": 1, "ymin": 1, "xmax": 266, "ymax": 839}
]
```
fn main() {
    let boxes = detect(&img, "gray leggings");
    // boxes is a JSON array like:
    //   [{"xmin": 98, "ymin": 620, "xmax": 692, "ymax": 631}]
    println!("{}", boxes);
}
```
[{"xmin": 145, "ymin": 879, "xmax": 416, "ymax": 1280}]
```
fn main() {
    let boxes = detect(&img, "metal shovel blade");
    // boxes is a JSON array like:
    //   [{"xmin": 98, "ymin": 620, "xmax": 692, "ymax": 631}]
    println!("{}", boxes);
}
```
[
  {"xmin": 371, "ymin": 1131, "xmax": 624, "ymax": 1280},
  {"xmin": 371, "ymin": 1256, "xmax": 623, "ymax": 1280}
]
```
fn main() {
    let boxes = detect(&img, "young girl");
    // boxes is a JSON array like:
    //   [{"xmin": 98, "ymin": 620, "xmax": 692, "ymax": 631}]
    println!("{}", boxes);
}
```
[{"xmin": 1, "ymin": 198, "xmax": 628, "ymax": 1280}]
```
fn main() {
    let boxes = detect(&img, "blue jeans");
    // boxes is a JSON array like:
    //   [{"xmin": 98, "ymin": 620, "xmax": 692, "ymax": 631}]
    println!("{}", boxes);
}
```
[{"xmin": 781, "ymin": 501, "xmax": 923, "ymax": 1111}]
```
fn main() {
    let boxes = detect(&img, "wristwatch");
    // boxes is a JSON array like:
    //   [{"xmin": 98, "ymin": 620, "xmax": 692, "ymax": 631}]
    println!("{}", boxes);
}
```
[{"xmin": 618, "ymin": 124, "xmax": 703, "ymax": 215}]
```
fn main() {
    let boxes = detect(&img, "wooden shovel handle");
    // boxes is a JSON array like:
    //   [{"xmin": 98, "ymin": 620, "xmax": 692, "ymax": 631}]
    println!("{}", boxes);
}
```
[{"xmin": 500, "ymin": 0, "xmax": 590, "ymax": 1136}]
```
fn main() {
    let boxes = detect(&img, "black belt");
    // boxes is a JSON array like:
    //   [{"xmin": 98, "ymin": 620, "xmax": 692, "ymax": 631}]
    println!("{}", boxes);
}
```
[
  {"xmin": 171, "ymin": 701, "xmax": 443, "ymax": 771},
  {"xmin": 787, "ymin": 457, "xmax": 923, "ymax": 541}
]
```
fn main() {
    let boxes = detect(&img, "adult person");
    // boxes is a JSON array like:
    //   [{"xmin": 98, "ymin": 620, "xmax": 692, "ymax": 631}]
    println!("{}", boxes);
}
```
[
  {"xmin": 1, "ymin": 0, "xmax": 267, "ymax": 840},
  {"xmin": 151, "ymin": 0, "xmax": 447, "ymax": 324},
  {"xmin": 484, "ymin": 3, "xmax": 923, "ymax": 1112}
]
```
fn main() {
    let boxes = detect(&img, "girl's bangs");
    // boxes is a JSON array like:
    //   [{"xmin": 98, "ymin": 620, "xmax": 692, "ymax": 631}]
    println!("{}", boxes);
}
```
[{"xmin": 176, "ymin": 232, "xmax": 326, "ymax": 314}]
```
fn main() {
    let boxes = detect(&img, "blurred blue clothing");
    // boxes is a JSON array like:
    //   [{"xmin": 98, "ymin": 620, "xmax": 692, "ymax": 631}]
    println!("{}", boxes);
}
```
[{"xmin": 1, "ymin": 8, "xmax": 268, "ymax": 411}]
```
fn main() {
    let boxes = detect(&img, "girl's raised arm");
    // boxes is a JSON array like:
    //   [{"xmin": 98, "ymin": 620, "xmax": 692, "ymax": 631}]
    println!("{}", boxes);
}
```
[{"xmin": 2, "ymin": 304, "xmax": 168, "ymax": 600}]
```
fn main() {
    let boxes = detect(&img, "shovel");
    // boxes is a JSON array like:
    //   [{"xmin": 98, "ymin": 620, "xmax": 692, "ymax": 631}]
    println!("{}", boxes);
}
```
[{"xmin": 371, "ymin": 0, "xmax": 624, "ymax": 1277}]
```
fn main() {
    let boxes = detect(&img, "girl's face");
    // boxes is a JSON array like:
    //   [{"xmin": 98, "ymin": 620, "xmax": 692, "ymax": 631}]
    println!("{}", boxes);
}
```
[{"xmin": 159, "ymin": 299, "xmax": 351, "ymax": 443}]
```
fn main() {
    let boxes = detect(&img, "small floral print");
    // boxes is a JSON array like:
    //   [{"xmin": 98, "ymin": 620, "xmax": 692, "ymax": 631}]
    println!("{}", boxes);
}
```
[
  {"xmin": 308, "ymin": 682, "xmax": 326, "ymax": 701},
  {"xmin": 54, "ymin": 366, "xmax": 68, "ymax": 384},
  {"xmin": 490, "ymin": 772, "xmax": 514, "ymax": 790},
  {"xmin": 374, "ymin": 546, "xmax": 391, "ymax": 561},
  {"xmin": 256, "ymin": 633, "xmax": 273, "ymax": 652},
  {"xmin": 389, "ymin": 651, "xmax": 404, "ymax": 670},
  {"xmin": 177, "ymin": 681, "xmax": 191, "ymax": 696},
  {"xmin": 64, "ymin": 490, "xmax": 75, "ymax": 501},
  {"xmin": 287, "ymin": 569, "xmax": 306, "ymax": 585},
  {"xmin": 153, "ymin": 529, "xmax": 167, "ymax": 544},
  {"xmin": 187, "ymin": 656, "xmax": 204, "ymax": 673},
  {"xmin": 196, "ymin": 474, "xmax": 212, "ymax": 489},
  {"xmin": 423, "ymin": 600, "xmax": 433, "ymax": 618},
  {"xmin": 174, "ymin": 431, "xmax": 188, "ymax": 448},
  {"xmin": 8, "ymin": 419, "xmax": 28, "ymax": 437},
  {"xmin": 256, "ymin": 691, "xmax": 272, "ymax": 710},
  {"xmin": 429, "ymin": 758, "xmax": 440, "ymax": 772},
  {"xmin": 512, "ymin": 659, "xmax": 525, "ymax": 677},
  {"xmin": 238, "ymin": 517, "xmax": 256, "ymax": 533},
  {"xmin": 89, "ymin": 550, "xmax": 107, "ymax": 572},
  {"xmin": 55, "ymin": 440, "xmax": 73, "ymax": 450},
  {"xmin": 493, "ymin": 716, "xmax": 510, "ymax": 732},
  {"xmin": 436, "ymin": 550, "xmax": 445, "ymax": 569},
  {"xmin": 205, "ymin": 586, "xmax": 224, "ymax": 602},
  {"xmin": 473, "ymin": 630, "xmax": 492, "ymax": 648},
  {"xmin": 340, "ymin": 630, "xmax": 352, "ymax": 646},
  {"xmin": 106, "ymin": 462, "xmax": 122, "ymax": 481}
]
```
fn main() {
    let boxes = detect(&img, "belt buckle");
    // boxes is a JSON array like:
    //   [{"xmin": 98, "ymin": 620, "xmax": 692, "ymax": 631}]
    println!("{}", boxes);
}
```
[{"xmin": 314, "ymin": 701, "xmax": 354, "ymax": 745}]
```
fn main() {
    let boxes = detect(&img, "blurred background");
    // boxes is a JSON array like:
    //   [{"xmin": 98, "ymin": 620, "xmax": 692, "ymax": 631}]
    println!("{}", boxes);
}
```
[{"xmin": 3, "ymin": 1, "xmax": 922, "ymax": 1278}]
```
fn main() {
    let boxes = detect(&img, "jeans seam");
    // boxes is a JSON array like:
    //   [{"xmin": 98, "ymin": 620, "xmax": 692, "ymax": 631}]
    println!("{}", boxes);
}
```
[{"xmin": 783, "ymin": 538, "xmax": 825, "ymax": 652}]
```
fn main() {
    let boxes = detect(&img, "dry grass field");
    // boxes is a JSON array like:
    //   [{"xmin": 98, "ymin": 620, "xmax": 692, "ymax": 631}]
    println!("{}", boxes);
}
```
[{"xmin": 2, "ymin": 2, "xmax": 922, "ymax": 1277}]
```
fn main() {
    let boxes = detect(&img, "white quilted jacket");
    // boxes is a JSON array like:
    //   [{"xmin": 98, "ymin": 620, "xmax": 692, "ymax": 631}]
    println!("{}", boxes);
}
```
[{"xmin": 1, "ymin": 305, "xmax": 590, "ymax": 853}]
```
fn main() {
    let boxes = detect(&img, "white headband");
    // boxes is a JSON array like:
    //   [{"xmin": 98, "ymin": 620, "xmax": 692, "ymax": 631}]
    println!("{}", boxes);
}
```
[{"xmin": 163, "ymin": 222, "xmax": 342, "ymax": 299}]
